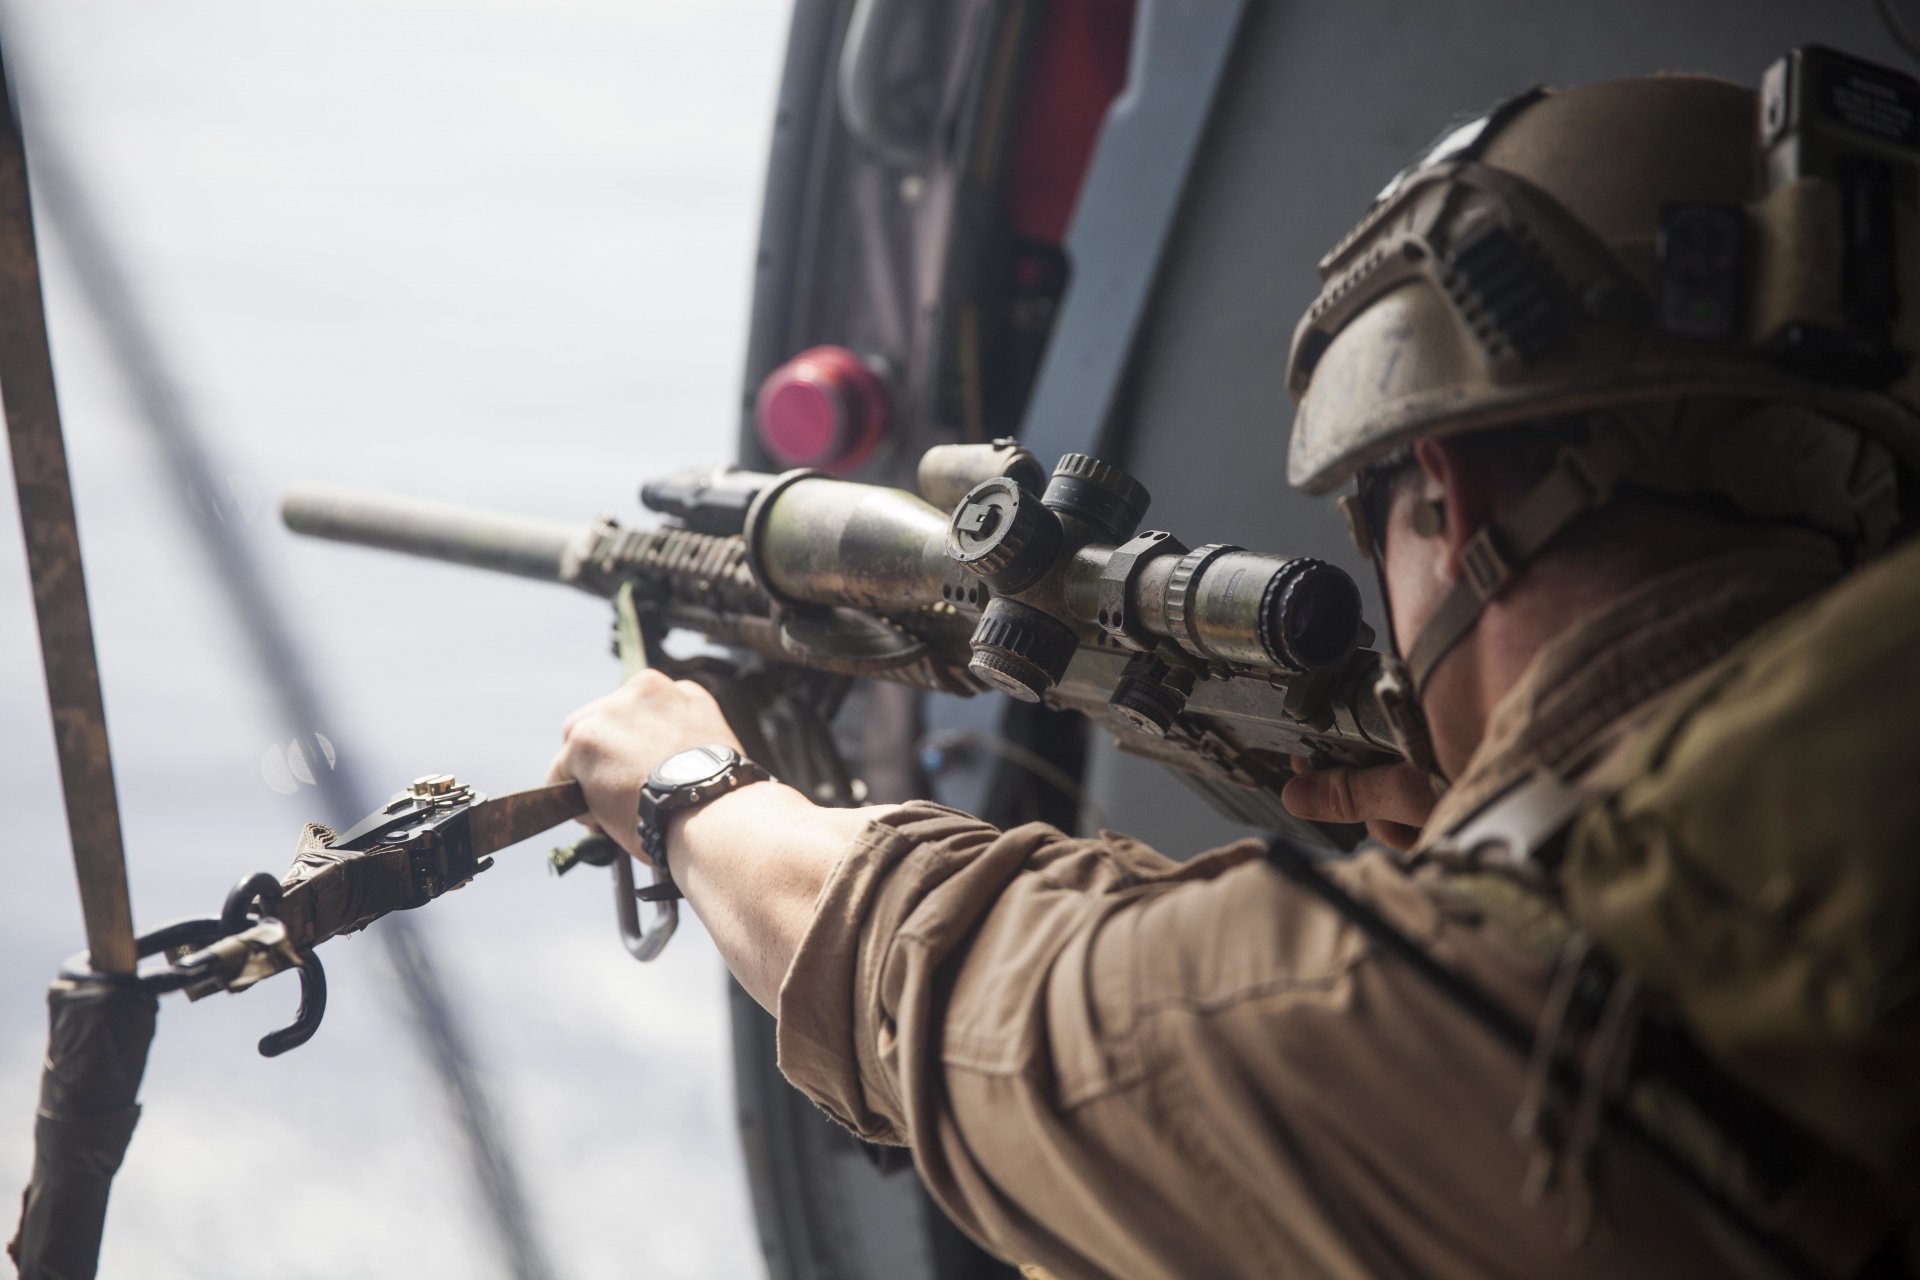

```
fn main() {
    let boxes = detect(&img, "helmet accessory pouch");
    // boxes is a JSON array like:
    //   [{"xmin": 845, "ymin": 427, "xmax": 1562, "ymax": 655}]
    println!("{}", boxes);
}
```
[{"xmin": 1759, "ymin": 45, "xmax": 1920, "ymax": 385}]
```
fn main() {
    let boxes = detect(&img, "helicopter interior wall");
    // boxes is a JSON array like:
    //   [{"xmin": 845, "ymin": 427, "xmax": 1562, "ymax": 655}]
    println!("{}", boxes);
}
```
[{"xmin": 1090, "ymin": 0, "xmax": 1908, "ymax": 854}]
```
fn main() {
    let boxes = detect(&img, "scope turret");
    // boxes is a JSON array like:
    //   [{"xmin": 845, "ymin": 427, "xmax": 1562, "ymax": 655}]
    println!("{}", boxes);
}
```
[
  {"xmin": 1042, "ymin": 452, "xmax": 1151, "ymax": 543},
  {"xmin": 940, "ymin": 451, "xmax": 1366, "ymax": 702}
]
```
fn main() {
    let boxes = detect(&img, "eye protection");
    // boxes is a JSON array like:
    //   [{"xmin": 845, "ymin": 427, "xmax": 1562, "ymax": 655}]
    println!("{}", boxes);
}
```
[{"xmin": 1336, "ymin": 463, "xmax": 1410, "ymax": 565}]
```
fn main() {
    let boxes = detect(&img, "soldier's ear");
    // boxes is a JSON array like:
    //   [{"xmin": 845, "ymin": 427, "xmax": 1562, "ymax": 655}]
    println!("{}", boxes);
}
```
[{"xmin": 1411, "ymin": 437, "xmax": 1499, "ymax": 579}]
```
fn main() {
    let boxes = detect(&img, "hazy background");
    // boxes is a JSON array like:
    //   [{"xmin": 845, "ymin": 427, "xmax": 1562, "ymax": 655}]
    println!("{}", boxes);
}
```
[{"xmin": 0, "ymin": 2, "xmax": 790, "ymax": 1276}]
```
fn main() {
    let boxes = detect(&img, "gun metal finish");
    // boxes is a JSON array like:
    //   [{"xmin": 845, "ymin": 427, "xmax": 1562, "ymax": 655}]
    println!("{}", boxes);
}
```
[
  {"xmin": 915, "ymin": 437, "xmax": 1045, "ymax": 513},
  {"xmin": 282, "ymin": 450, "xmax": 1400, "ymax": 822},
  {"xmin": 284, "ymin": 485, "xmax": 581, "ymax": 583}
]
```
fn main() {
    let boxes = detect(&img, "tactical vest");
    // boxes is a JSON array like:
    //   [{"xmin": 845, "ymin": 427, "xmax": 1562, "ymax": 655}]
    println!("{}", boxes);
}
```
[
  {"xmin": 1270, "ymin": 535, "xmax": 1920, "ymax": 1278},
  {"xmin": 1435, "ymin": 535, "xmax": 1920, "ymax": 1275}
]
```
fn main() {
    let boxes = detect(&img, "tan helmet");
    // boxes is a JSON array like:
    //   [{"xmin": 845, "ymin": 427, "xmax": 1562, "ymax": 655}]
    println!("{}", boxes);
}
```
[
  {"xmin": 1284, "ymin": 48, "xmax": 1920, "ymax": 764},
  {"xmin": 1287, "ymin": 49, "xmax": 1920, "ymax": 500}
]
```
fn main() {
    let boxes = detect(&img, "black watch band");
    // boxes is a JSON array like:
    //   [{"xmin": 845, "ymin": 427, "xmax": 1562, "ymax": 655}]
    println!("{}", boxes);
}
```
[{"xmin": 637, "ymin": 745, "xmax": 771, "ymax": 884}]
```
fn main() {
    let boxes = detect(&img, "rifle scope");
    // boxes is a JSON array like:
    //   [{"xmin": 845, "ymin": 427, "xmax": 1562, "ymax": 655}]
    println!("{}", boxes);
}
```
[
  {"xmin": 742, "ymin": 450, "xmax": 1366, "ymax": 702},
  {"xmin": 285, "ymin": 448, "xmax": 1367, "ymax": 706}
]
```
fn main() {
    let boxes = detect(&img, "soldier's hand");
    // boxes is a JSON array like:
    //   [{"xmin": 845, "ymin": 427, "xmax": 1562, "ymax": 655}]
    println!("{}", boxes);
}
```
[
  {"xmin": 1281, "ymin": 758, "xmax": 1437, "ymax": 852},
  {"xmin": 546, "ymin": 671, "xmax": 745, "ymax": 862}
]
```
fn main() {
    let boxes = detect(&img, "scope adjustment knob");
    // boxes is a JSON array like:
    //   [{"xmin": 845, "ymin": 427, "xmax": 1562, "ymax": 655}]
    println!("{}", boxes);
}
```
[
  {"xmin": 1109, "ymin": 658, "xmax": 1197, "ymax": 738},
  {"xmin": 966, "ymin": 598, "xmax": 1078, "ymax": 703},
  {"xmin": 946, "ymin": 476, "xmax": 1063, "ymax": 594},
  {"xmin": 1042, "ymin": 453, "xmax": 1151, "ymax": 544}
]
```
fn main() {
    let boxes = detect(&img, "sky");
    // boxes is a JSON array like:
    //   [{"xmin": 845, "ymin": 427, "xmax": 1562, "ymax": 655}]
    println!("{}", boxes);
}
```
[{"xmin": 0, "ymin": 2, "xmax": 792, "ymax": 1276}]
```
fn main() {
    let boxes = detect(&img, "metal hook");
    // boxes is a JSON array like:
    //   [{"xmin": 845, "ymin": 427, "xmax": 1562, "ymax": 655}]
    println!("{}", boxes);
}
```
[
  {"xmin": 221, "ymin": 871, "xmax": 283, "ymax": 931},
  {"xmin": 256, "ymin": 950, "xmax": 326, "ymax": 1058},
  {"xmin": 613, "ymin": 853, "xmax": 678, "ymax": 963},
  {"xmin": 215, "ymin": 870, "xmax": 329, "ymax": 1056}
]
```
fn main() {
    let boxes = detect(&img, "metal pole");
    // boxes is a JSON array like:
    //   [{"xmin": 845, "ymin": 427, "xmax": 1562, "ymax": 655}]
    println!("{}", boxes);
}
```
[{"xmin": 0, "ymin": 37, "xmax": 136, "ymax": 975}]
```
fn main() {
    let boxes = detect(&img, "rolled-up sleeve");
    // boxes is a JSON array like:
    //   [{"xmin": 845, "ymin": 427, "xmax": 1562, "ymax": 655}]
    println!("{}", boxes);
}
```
[
  {"xmin": 776, "ymin": 803, "xmax": 1303, "ymax": 1276},
  {"xmin": 776, "ymin": 802, "xmax": 1229, "ymax": 1144}
]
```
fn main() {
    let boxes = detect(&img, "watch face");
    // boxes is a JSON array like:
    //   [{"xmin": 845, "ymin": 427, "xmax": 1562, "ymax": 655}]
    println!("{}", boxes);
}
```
[{"xmin": 652, "ymin": 745, "xmax": 737, "ymax": 790}]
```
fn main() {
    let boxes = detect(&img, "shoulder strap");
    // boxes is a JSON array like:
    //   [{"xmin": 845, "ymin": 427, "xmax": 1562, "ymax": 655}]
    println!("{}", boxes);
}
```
[{"xmin": 1423, "ymin": 768, "xmax": 1587, "ymax": 875}]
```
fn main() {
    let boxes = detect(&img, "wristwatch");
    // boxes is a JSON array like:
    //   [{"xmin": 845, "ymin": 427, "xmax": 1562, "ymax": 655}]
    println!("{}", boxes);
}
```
[{"xmin": 637, "ymin": 745, "xmax": 771, "ymax": 883}]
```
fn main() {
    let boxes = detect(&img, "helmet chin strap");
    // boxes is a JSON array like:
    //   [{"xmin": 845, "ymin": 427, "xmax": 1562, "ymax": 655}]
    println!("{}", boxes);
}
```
[
  {"xmin": 1365, "ymin": 420, "xmax": 1661, "ymax": 785},
  {"xmin": 1401, "ymin": 422, "xmax": 1657, "ymax": 694},
  {"xmin": 1349, "ymin": 500, "xmax": 1448, "ymax": 788}
]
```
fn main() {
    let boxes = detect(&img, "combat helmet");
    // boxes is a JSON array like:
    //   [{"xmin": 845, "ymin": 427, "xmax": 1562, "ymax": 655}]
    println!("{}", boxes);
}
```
[{"xmin": 1286, "ymin": 47, "xmax": 1920, "ymax": 725}]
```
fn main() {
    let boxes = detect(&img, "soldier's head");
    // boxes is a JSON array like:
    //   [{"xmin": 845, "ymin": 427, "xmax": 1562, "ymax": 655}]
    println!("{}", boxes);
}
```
[{"xmin": 1285, "ymin": 51, "xmax": 1920, "ymax": 779}]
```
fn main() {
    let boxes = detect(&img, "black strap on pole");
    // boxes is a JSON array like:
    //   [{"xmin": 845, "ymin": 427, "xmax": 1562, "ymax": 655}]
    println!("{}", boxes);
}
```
[
  {"xmin": 8, "ymin": 977, "xmax": 157, "ymax": 1280},
  {"xmin": 0, "ymin": 36, "xmax": 135, "ymax": 976}
]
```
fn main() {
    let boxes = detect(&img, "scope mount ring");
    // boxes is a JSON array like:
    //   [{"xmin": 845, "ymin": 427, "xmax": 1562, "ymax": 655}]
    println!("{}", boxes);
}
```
[
  {"xmin": 1096, "ymin": 530, "xmax": 1189, "ymax": 652},
  {"xmin": 739, "ymin": 466, "xmax": 826, "ymax": 609}
]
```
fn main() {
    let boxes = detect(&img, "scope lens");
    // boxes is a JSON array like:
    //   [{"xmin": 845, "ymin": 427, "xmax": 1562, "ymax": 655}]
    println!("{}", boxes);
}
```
[{"xmin": 1276, "ymin": 562, "xmax": 1363, "ymax": 670}]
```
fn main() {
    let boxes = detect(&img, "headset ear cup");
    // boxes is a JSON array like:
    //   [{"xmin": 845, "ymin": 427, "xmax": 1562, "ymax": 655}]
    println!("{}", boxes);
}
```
[{"xmin": 1411, "ymin": 498, "xmax": 1447, "ymax": 538}]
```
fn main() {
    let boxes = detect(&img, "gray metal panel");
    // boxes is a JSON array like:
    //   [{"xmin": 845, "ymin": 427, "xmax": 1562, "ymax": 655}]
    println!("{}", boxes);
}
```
[
  {"xmin": 730, "ymin": 4, "xmax": 1020, "ymax": 1275},
  {"xmin": 1093, "ymin": 0, "xmax": 1905, "ymax": 852},
  {"xmin": 1016, "ymin": 0, "xmax": 1249, "ymax": 467},
  {"xmin": 736, "ymin": 0, "xmax": 849, "ymax": 473}
]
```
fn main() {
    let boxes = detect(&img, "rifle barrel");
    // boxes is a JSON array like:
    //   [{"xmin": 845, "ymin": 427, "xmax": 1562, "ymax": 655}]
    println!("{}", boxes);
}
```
[{"xmin": 282, "ymin": 486, "xmax": 581, "ymax": 584}]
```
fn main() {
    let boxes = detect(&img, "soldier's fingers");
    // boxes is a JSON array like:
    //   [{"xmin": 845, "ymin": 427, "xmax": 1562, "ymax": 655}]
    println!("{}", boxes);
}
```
[
  {"xmin": 563, "ymin": 670, "xmax": 679, "ymax": 741},
  {"xmin": 1365, "ymin": 819, "xmax": 1422, "ymax": 852},
  {"xmin": 617, "ymin": 668, "xmax": 674, "ymax": 705},
  {"xmin": 546, "ymin": 741, "xmax": 617, "ymax": 837},
  {"xmin": 544, "ymin": 743, "xmax": 574, "ymax": 787},
  {"xmin": 1281, "ymin": 761, "xmax": 1435, "ymax": 829},
  {"xmin": 561, "ymin": 691, "xmax": 615, "ymax": 740}
]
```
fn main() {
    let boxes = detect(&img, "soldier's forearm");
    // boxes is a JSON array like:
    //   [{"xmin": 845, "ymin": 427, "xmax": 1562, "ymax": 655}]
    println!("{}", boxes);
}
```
[{"xmin": 666, "ymin": 781, "xmax": 894, "ymax": 1009}]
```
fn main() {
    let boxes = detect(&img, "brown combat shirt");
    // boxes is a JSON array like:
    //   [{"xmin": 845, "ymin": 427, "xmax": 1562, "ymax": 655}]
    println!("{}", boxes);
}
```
[{"xmin": 775, "ymin": 546, "xmax": 1841, "ymax": 1280}]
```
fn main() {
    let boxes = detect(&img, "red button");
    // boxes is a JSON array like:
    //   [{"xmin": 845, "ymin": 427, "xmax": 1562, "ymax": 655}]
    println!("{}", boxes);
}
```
[{"xmin": 755, "ymin": 345, "xmax": 887, "ymax": 473}]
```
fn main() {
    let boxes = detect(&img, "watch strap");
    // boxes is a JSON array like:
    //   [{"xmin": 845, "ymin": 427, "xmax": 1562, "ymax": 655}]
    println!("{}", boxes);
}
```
[{"xmin": 638, "ymin": 749, "xmax": 771, "ymax": 886}]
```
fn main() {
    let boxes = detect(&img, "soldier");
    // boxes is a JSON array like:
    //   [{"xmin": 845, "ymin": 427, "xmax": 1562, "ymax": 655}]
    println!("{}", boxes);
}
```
[{"xmin": 550, "ymin": 60, "xmax": 1920, "ymax": 1278}]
